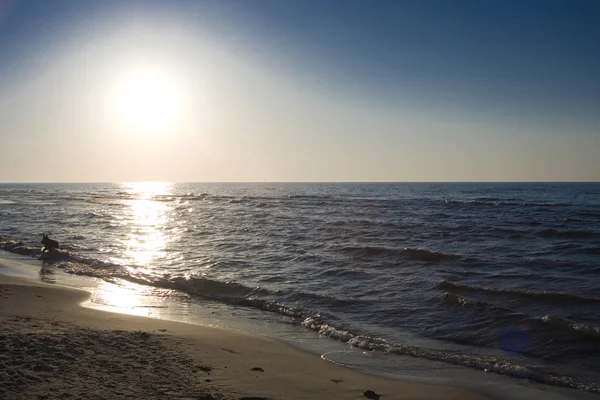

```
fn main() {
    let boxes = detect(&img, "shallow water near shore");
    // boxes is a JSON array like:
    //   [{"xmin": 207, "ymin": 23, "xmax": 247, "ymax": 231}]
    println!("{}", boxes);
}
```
[
  {"xmin": 1, "ymin": 182, "xmax": 599, "ymax": 396},
  {"xmin": 0, "ymin": 250, "xmax": 597, "ymax": 400}
]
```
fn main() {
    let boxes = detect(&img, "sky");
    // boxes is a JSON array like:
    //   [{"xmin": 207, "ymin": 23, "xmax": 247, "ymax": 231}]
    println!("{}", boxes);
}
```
[{"xmin": 0, "ymin": 0, "xmax": 598, "ymax": 182}]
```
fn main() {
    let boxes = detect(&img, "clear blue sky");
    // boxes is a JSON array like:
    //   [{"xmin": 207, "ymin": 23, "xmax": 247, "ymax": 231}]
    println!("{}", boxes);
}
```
[{"xmin": 0, "ymin": 0, "xmax": 598, "ymax": 182}]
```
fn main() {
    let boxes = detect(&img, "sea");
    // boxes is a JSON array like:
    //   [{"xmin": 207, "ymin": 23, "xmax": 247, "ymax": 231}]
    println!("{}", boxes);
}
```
[{"xmin": 0, "ymin": 182, "xmax": 599, "ymax": 397}]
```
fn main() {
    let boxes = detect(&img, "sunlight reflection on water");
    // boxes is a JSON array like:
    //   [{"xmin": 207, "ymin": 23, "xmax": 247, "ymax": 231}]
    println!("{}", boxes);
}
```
[
  {"xmin": 113, "ymin": 182, "xmax": 173, "ymax": 272},
  {"xmin": 90, "ymin": 279, "xmax": 169, "ymax": 317}
]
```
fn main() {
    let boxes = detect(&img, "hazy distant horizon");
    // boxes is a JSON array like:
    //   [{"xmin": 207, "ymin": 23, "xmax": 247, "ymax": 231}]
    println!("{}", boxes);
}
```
[{"xmin": 1, "ymin": 181, "xmax": 598, "ymax": 185}]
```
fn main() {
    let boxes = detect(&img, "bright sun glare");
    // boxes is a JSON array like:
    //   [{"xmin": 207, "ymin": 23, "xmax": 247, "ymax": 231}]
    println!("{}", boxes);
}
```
[{"xmin": 111, "ymin": 67, "xmax": 181, "ymax": 134}]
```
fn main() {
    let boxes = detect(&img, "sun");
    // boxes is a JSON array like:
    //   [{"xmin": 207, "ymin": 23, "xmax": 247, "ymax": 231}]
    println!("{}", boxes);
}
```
[{"xmin": 111, "ymin": 67, "xmax": 181, "ymax": 134}]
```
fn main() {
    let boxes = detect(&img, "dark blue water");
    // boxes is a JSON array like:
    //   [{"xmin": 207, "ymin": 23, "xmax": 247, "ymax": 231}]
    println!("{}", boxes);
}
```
[{"xmin": 1, "ymin": 182, "xmax": 599, "ymax": 393}]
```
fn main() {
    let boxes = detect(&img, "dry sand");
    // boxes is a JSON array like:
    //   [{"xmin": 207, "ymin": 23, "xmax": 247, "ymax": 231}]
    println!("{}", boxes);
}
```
[{"xmin": 0, "ymin": 274, "xmax": 492, "ymax": 400}]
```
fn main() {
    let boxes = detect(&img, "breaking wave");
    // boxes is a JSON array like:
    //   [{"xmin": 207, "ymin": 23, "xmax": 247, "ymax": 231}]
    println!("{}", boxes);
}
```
[
  {"xmin": 0, "ymin": 237, "xmax": 46, "ymax": 258},
  {"xmin": 443, "ymin": 292, "xmax": 493, "ymax": 308},
  {"xmin": 444, "ymin": 199, "xmax": 567, "ymax": 207},
  {"xmin": 402, "ymin": 248, "xmax": 462, "ymax": 262},
  {"xmin": 439, "ymin": 281, "xmax": 600, "ymax": 304},
  {"xmin": 339, "ymin": 245, "xmax": 461, "ymax": 262},
  {"xmin": 302, "ymin": 316, "xmax": 599, "ymax": 393},
  {"xmin": 540, "ymin": 315, "xmax": 600, "ymax": 339}
]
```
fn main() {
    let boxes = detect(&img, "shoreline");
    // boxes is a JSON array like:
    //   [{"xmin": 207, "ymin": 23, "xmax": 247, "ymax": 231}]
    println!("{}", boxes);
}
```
[
  {"xmin": 1, "ymin": 249, "xmax": 595, "ymax": 399},
  {"xmin": 0, "ymin": 272, "xmax": 495, "ymax": 400},
  {"xmin": 2, "ymin": 225, "xmax": 600, "ymax": 397}
]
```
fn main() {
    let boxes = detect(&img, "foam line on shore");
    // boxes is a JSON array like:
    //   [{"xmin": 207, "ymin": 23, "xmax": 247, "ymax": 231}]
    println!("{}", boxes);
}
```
[{"xmin": 0, "ymin": 268, "xmax": 497, "ymax": 400}]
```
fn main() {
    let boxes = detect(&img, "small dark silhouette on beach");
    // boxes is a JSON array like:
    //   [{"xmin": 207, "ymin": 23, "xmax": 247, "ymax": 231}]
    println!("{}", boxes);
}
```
[{"xmin": 41, "ymin": 234, "xmax": 60, "ymax": 255}]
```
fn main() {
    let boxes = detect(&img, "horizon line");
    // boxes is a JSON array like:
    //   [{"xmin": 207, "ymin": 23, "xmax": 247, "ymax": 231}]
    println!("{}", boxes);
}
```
[{"xmin": 1, "ymin": 181, "xmax": 599, "ymax": 184}]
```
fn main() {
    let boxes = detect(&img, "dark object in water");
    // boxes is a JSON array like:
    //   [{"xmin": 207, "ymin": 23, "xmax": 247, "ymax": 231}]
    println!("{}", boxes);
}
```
[{"xmin": 41, "ymin": 234, "xmax": 60, "ymax": 254}]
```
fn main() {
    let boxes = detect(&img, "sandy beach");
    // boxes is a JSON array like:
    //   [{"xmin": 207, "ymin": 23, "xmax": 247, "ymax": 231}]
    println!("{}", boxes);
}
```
[
  {"xmin": 0, "ymin": 273, "xmax": 492, "ymax": 400},
  {"xmin": 1, "ymin": 0, "xmax": 599, "ymax": 394}
]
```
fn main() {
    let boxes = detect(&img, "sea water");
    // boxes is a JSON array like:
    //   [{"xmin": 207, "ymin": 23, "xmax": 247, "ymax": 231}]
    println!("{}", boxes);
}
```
[{"xmin": 1, "ymin": 182, "xmax": 599, "ymax": 396}]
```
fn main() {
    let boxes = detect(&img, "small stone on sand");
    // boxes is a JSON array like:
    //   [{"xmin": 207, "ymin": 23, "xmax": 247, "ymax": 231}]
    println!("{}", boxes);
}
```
[{"xmin": 363, "ymin": 389, "xmax": 381, "ymax": 399}]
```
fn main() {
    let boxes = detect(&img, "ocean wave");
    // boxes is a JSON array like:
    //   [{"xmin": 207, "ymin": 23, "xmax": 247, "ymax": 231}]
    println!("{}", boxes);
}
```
[
  {"xmin": 329, "ymin": 219, "xmax": 397, "ymax": 228},
  {"xmin": 540, "ymin": 315, "xmax": 600, "ymax": 339},
  {"xmin": 0, "ymin": 240, "xmax": 324, "ymax": 320},
  {"xmin": 577, "ymin": 211, "xmax": 600, "ymax": 219},
  {"xmin": 144, "ymin": 276, "xmax": 364, "ymax": 315},
  {"xmin": 0, "ymin": 199, "xmax": 16, "ymax": 205},
  {"xmin": 0, "ymin": 237, "xmax": 42, "ymax": 257},
  {"xmin": 339, "ymin": 246, "xmax": 461, "ymax": 262},
  {"xmin": 287, "ymin": 290, "xmax": 368, "ymax": 308},
  {"xmin": 51, "ymin": 259, "xmax": 285, "ymax": 313},
  {"xmin": 317, "ymin": 267, "xmax": 374, "ymax": 279},
  {"xmin": 20, "ymin": 200, "xmax": 56, "ymax": 205},
  {"xmin": 441, "ymin": 293, "xmax": 525, "ymax": 318},
  {"xmin": 180, "ymin": 193, "xmax": 209, "ymax": 201},
  {"xmin": 537, "ymin": 229, "xmax": 598, "ymax": 239},
  {"xmin": 302, "ymin": 317, "xmax": 357, "ymax": 343},
  {"xmin": 66, "ymin": 235, "xmax": 86, "ymax": 241},
  {"xmin": 552, "ymin": 243, "xmax": 583, "ymax": 251},
  {"xmin": 52, "ymin": 258, "xmax": 126, "ymax": 279},
  {"xmin": 443, "ymin": 292, "xmax": 491, "ymax": 308},
  {"xmin": 287, "ymin": 194, "xmax": 331, "ymax": 198},
  {"xmin": 444, "ymin": 199, "xmax": 567, "ymax": 207},
  {"xmin": 493, "ymin": 228, "xmax": 526, "ymax": 239},
  {"xmin": 563, "ymin": 217, "xmax": 583, "ymax": 222},
  {"xmin": 402, "ymin": 248, "xmax": 462, "ymax": 262},
  {"xmin": 58, "ymin": 243, "xmax": 99, "ymax": 252},
  {"xmin": 84, "ymin": 211, "xmax": 109, "ymax": 220},
  {"xmin": 178, "ymin": 194, "xmax": 263, "ymax": 203},
  {"xmin": 86, "ymin": 199, "xmax": 127, "ymax": 207},
  {"xmin": 153, "ymin": 196, "xmax": 176, "ymax": 202},
  {"xmin": 303, "ymin": 316, "xmax": 599, "ymax": 393},
  {"xmin": 156, "ymin": 275, "xmax": 271, "ymax": 299},
  {"xmin": 0, "ymin": 236, "xmax": 128, "ymax": 274},
  {"xmin": 340, "ymin": 245, "xmax": 401, "ymax": 258},
  {"xmin": 443, "ymin": 294, "xmax": 600, "ymax": 343},
  {"xmin": 439, "ymin": 281, "xmax": 600, "ymax": 304},
  {"xmin": 387, "ymin": 344, "xmax": 598, "ymax": 393},
  {"xmin": 487, "ymin": 272, "xmax": 538, "ymax": 279}
]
